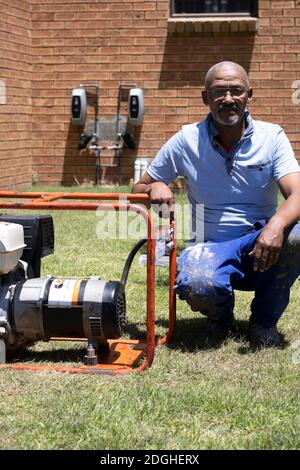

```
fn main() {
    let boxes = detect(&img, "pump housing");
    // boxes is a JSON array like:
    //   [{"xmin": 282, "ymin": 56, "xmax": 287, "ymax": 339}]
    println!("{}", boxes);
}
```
[{"xmin": 0, "ymin": 215, "xmax": 126, "ymax": 365}]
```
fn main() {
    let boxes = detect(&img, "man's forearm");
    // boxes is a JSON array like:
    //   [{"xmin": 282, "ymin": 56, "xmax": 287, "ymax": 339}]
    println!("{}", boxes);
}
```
[
  {"xmin": 270, "ymin": 193, "xmax": 300, "ymax": 231},
  {"xmin": 131, "ymin": 182, "xmax": 152, "ymax": 208},
  {"xmin": 250, "ymin": 192, "xmax": 300, "ymax": 272},
  {"xmin": 132, "ymin": 181, "xmax": 175, "ymax": 209},
  {"xmin": 132, "ymin": 182, "xmax": 152, "ymax": 195}
]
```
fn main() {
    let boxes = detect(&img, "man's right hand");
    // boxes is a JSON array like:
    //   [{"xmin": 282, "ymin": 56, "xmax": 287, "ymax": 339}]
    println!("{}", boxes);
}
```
[
  {"xmin": 132, "ymin": 173, "xmax": 175, "ymax": 217},
  {"xmin": 148, "ymin": 181, "xmax": 174, "ymax": 205},
  {"xmin": 149, "ymin": 181, "xmax": 175, "ymax": 218}
]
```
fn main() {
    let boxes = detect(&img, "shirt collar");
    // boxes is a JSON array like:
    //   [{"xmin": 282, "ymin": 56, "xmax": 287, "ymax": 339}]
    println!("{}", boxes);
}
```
[{"xmin": 206, "ymin": 110, "xmax": 254, "ymax": 141}]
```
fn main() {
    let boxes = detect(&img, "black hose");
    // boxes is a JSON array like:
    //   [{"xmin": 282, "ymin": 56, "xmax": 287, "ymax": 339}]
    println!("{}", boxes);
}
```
[{"xmin": 120, "ymin": 238, "xmax": 147, "ymax": 287}]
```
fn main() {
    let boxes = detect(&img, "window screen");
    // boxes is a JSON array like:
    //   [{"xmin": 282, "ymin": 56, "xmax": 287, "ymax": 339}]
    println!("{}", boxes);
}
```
[{"xmin": 172, "ymin": 0, "xmax": 258, "ymax": 16}]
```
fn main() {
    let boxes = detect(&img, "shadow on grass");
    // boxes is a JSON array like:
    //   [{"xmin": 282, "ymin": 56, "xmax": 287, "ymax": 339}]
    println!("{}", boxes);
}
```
[
  {"xmin": 7, "ymin": 317, "xmax": 289, "ymax": 365},
  {"xmin": 8, "ymin": 344, "xmax": 87, "ymax": 365},
  {"xmin": 161, "ymin": 317, "xmax": 250, "ymax": 352},
  {"xmin": 126, "ymin": 316, "xmax": 250, "ymax": 352},
  {"xmin": 127, "ymin": 316, "xmax": 289, "ymax": 353},
  {"xmin": 159, "ymin": 317, "xmax": 288, "ymax": 354},
  {"xmin": 237, "ymin": 334, "xmax": 289, "ymax": 354}
]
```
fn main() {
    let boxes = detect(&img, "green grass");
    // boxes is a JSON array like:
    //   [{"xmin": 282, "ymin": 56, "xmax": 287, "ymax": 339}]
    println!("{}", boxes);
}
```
[{"xmin": 0, "ymin": 184, "xmax": 299, "ymax": 450}]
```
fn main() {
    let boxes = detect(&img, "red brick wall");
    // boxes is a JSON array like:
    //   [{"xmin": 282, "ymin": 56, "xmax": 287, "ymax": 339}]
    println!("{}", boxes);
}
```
[
  {"xmin": 0, "ymin": 0, "xmax": 32, "ymax": 189},
  {"xmin": 1, "ymin": 1, "xmax": 300, "ymax": 188}
]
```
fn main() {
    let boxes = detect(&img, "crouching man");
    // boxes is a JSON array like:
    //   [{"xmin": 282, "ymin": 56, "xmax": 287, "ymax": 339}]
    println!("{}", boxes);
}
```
[{"xmin": 132, "ymin": 61, "xmax": 300, "ymax": 349}]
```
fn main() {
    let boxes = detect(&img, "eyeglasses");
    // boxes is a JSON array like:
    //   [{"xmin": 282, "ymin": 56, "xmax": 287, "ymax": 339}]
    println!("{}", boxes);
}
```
[{"xmin": 206, "ymin": 87, "xmax": 249, "ymax": 100}]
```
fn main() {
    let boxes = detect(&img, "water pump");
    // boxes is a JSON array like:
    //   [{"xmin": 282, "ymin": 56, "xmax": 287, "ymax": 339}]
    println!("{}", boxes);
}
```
[{"xmin": 0, "ymin": 215, "xmax": 126, "ymax": 365}]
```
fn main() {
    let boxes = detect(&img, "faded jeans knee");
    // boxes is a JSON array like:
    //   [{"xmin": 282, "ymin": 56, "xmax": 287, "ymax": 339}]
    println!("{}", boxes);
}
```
[
  {"xmin": 175, "ymin": 264, "xmax": 233, "ymax": 314},
  {"xmin": 184, "ymin": 277, "xmax": 232, "ymax": 313}
]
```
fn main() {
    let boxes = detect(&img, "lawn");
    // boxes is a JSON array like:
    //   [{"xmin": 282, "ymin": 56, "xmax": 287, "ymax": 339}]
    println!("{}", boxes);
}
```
[{"xmin": 0, "ymin": 184, "xmax": 299, "ymax": 450}]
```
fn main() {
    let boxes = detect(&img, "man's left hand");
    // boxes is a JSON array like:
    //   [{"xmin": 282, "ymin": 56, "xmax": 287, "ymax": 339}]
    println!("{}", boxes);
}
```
[{"xmin": 249, "ymin": 222, "xmax": 284, "ymax": 272}]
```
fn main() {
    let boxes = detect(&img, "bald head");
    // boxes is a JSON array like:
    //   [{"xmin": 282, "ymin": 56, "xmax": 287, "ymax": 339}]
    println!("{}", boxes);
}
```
[
  {"xmin": 204, "ymin": 61, "xmax": 249, "ymax": 89},
  {"xmin": 202, "ymin": 61, "xmax": 252, "ymax": 128}
]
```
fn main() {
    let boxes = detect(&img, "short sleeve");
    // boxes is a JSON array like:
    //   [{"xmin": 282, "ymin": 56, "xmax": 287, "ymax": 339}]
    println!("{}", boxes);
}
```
[
  {"xmin": 147, "ymin": 131, "xmax": 184, "ymax": 184},
  {"xmin": 273, "ymin": 127, "xmax": 300, "ymax": 181}
]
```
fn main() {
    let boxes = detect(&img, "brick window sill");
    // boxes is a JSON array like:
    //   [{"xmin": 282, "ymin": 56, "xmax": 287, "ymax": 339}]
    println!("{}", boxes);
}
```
[{"xmin": 168, "ymin": 17, "xmax": 258, "ymax": 34}]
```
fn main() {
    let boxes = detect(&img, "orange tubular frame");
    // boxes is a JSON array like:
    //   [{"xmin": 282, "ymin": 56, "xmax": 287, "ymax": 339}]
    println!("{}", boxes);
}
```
[{"xmin": 0, "ymin": 191, "xmax": 176, "ymax": 374}]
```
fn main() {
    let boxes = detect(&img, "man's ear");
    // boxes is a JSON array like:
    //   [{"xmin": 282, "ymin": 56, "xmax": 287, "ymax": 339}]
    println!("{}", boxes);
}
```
[
  {"xmin": 202, "ymin": 90, "xmax": 208, "ymax": 106},
  {"xmin": 247, "ymin": 87, "xmax": 253, "ymax": 104}
]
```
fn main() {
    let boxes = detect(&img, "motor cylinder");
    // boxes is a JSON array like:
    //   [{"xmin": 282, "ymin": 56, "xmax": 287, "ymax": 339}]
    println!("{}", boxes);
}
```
[{"xmin": 11, "ymin": 277, "xmax": 126, "ymax": 345}]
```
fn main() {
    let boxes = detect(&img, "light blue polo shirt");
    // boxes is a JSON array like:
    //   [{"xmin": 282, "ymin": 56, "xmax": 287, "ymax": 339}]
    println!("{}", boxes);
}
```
[{"xmin": 147, "ymin": 113, "xmax": 300, "ymax": 242}]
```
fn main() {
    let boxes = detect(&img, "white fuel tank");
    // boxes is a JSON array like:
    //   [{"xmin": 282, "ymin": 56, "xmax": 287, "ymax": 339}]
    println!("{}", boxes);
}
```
[{"xmin": 0, "ymin": 222, "xmax": 26, "ymax": 274}]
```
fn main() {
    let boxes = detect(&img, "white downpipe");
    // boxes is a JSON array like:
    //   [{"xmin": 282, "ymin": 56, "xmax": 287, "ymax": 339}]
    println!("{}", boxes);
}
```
[
  {"xmin": 133, "ymin": 158, "xmax": 150, "ymax": 183},
  {"xmin": 134, "ymin": 159, "xmax": 141, "ymax": 184}
]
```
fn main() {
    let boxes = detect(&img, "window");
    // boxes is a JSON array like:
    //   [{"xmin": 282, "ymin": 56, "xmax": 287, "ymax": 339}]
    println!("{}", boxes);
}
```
[{"xmin": 172, "ymin": 0, "xmax": 258, "ymax": 17}]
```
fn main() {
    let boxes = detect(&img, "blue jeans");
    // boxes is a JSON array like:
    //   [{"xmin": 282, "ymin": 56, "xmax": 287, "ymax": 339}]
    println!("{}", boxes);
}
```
[{"xmin": 174, "ymin": 223, "xmax": 300, "ymax": 328}]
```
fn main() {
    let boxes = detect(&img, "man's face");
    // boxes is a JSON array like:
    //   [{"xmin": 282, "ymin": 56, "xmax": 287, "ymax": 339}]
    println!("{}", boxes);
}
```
[{"xmin": 202, "ymin": 66, "xmax": 252, "ymax": 127}]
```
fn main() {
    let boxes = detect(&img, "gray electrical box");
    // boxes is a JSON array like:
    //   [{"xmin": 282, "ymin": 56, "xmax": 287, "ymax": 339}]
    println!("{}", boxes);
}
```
[
  {"xmin": 128, "ymin": 88, "xmax": 144, "ymax": 126},
  {"xmin": 71, "ymin": 88, "xmax": 87, "ymax": 126}
]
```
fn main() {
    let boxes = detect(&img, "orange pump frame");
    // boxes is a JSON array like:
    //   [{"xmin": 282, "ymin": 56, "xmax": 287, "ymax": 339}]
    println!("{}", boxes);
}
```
[{"xmin": 0, "ymin": 191, "xmax": 177, "ymax": 374}]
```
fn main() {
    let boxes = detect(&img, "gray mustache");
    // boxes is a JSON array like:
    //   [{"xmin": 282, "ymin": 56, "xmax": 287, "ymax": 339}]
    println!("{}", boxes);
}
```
[{"xmin": 218, "ymin": 106, "xmax": 238, "ymax": 111}]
